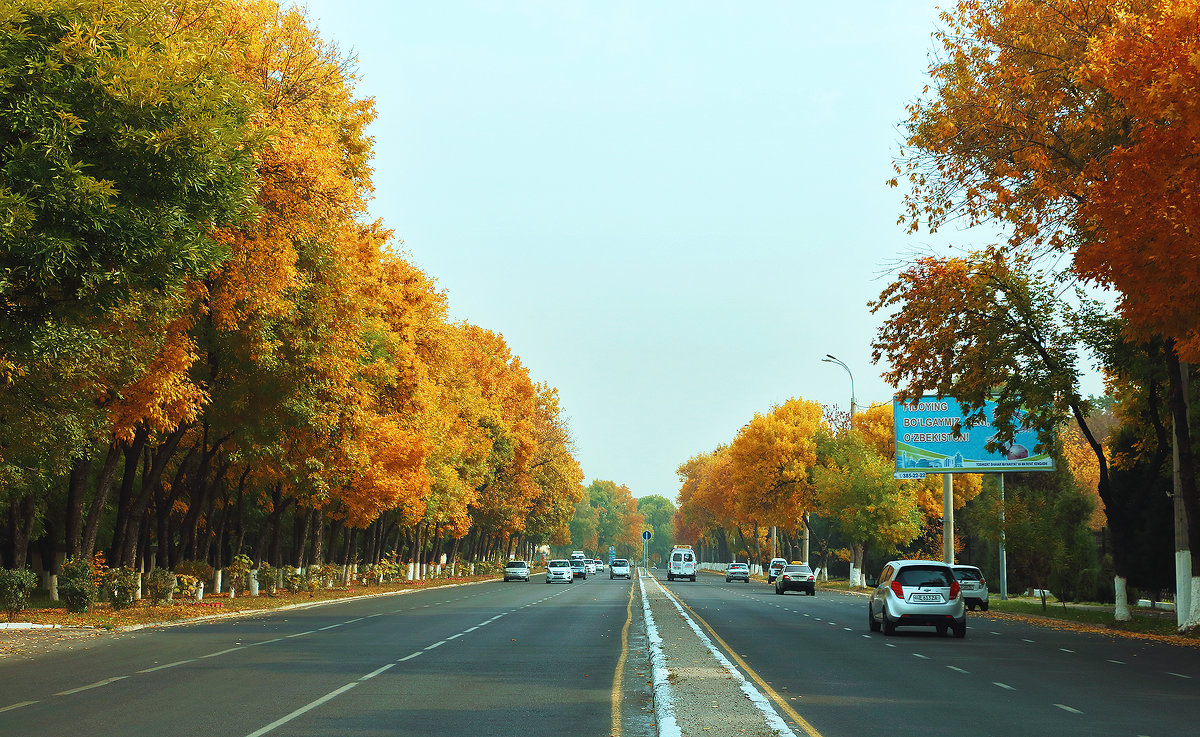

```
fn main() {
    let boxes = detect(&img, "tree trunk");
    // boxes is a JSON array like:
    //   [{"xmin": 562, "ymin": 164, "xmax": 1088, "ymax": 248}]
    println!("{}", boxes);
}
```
[
  {"xmin": 117, "ymin": 425, "xmax": 188, "ymax": 566},
  {"xmin": 109, "ymin": 425, "xmax": 150, "ymax": 563},
  {"xmin": 7, "ymin": 494, "xmax": 36, "ymax": 569},
  {"xmin": 65, "ymin": 452, "xmax": 92, "ymax": 559},
  {"xmin": 82, "ymin": 441, "xmax": 124, "ymax": 558},
  {"xmin": 1166, "ymin": 345, "xmax": 1200, "ymax": 630}
]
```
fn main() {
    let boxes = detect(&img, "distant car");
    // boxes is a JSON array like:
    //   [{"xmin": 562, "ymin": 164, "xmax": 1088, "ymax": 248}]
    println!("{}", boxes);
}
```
[
  {"xmin": 503, "ymin": 560, "xmax": 530, "ymax": 582},
  {"xmin": 546, "ymin": 559, "xmax": 573, "ymax": 584},
  {"xmin": 868, "ymin": 559, "xmax": 966, "ymax": 637},
  {"xmin": 766, "ymin": 558, "xmax": 787, "ymax": 583},
  {"xmin": 585, "ymin": 559, "xmax": 597, "ymax": 575},
  {"xmin": 570, "ymin": 559, "xmax": 588, "ymax": 580},
  {"xmin": 595, "ymin": 558, "xmax": 605, "ymax": 571},
  {"xmin": 725, "ymin": 563, "xmax": 750, "ymax": 583},
  {"xmin": 774, "ymin": 564, "xmax": 815, "ymax": 595},
  {"xmin": 952, "ymin": 564, "xmax": 990, "ymax": 611},
  {"xmin": 610, "ymin": 559, "xmax": 631, "ymax": 579}
]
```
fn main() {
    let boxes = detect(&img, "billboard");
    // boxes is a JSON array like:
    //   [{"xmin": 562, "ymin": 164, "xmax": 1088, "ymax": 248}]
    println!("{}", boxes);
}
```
[{"xmin": 893, "ymin": 396, "xmax": 1054, "ymax": 473}]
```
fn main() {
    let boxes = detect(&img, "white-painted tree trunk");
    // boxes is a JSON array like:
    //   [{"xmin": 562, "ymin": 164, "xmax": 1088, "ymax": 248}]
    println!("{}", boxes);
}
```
[
  {"xmin": 849, "ymin": 564, "xmax": 861, "ymax": 588},
  {"xmin": 1113, "ymin": 575, "xmax": 1131, "ymax": 622},
  {"xmin": 407, "ymin": 562, "xmax": 415, "ymax": 581},
  {"xmin": 1177, "ymin": 551, "xmax": 1192, "ymax": 630},
  {"xmin": 1186, "ymin": 577, "xmax": 1200, "ymax": 631}
]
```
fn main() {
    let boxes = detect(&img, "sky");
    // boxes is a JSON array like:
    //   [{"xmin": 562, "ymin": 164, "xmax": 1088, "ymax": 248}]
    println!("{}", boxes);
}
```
[{"xmin": 294, "ymin": 1, "xmax": 1089, "ymax": 500}]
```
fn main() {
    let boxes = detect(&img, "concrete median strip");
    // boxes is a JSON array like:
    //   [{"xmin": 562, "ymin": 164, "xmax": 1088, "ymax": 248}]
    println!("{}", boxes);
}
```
[{"xmin": 639, "ymin": 573, "xmax": 796, "ymax": 737}]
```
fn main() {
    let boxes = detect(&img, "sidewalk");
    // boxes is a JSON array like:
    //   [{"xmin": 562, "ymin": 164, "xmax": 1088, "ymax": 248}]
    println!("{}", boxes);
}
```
[{"xmin": 639, "ymin": 573, "xmax": 795, "ymax": 737}]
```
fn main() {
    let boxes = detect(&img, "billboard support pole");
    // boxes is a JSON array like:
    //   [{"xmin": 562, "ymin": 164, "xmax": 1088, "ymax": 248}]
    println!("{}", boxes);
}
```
[
  {"xmin": 943, "ymin": 473, "xmax": 954, "ymax": 565},
  {"xmin": 999, "ymin": 473, "xmax": 1008, "ymax": 600}
]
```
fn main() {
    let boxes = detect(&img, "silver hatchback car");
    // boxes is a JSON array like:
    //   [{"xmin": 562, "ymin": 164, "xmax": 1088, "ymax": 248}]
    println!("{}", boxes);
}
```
[
  {"xmin": 868, "ymin": 560, "xmax": 966, "ymax": 638},
  {"xmin": 952, "ymin": 564, "xmax": 990, "ymax": 611}
]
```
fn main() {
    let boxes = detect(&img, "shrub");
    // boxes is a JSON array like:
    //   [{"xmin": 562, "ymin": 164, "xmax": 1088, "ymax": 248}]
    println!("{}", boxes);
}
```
[
  {"xmin": 224, "ymin": 554, "xmax": 252, "ymax": 595},
  {"xmin": 174, "ymin": 574, "xmax": 200, "ymax": 599},
  {"xmin": 256, "ymin": 562, "xmax": 277, "ymax": 595},
  {"xmin": 59, "ymin": 556, "xmax": 98, "ymax": 613},
  {"xmin": 0, "ymin": 568, "xmax": 39, "ymax": 622},
  {"xmin": 283, "ymin": 566, "xmax": 304, "ymax": 594},
  {"xmin": 106, "ymin": 567, "xmax": 140, "ymax": 610},
  {"xmin": 144, "ymin": 568, "xmax": 176, "ymax": 605}
]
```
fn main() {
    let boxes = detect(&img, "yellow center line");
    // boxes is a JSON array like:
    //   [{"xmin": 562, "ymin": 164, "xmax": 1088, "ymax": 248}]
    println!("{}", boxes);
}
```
[
  {"xmin": 671, "ymin": 592, "xmax": 826, "ymax": 737},
  {"xmin": 611, "ymin": 576, "xmax": 636, "ymax": 737}
]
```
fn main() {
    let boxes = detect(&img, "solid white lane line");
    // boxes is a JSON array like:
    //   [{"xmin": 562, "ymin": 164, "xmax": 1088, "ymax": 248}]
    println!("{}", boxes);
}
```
[
  {"xmin": 201, "ymin": 647, "xmax": 246, "ymax": 658},
  {"xmin": 139, "ymin": 659, "xmax": 196, "ymax": 673},
  {"xmin": 0, "ymin": 701, "xmax": 37, "ymax": 713},
  {"xmin": 244, "ymin": 681, "xmax": 359, "ymax": 737},
  {"xmin": 54, "ymin": 676, "xmax": 128, "ymax": 696},
  {"xmin": 360, "ymin": 663, "xmax": 394, "ymax": 681},
  {"xmin": 1055, "ymin": 704, "xmax": 1083, "ymax": 714}
]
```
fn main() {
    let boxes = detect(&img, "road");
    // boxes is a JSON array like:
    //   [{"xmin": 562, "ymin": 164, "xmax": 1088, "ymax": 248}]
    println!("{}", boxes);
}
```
[
  {"xmin": 0, "ymin": 573, "xmax": 653, "ymax": 737},
  {"xmin": 654, "ymin": 569, "xmax": 1200, "ymax": 737}
]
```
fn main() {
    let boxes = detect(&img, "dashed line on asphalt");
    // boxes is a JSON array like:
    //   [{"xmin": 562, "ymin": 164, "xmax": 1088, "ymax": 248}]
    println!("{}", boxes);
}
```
[
  {"xmin": 1167, "ymin": 672, "xmax": 1192, "ymax": 679},
  {"xmin": 54, "ymin": 676, "xmax": 128, "ymax": 696},
  {"xmin": 994, "ymin": 682, "xmax": 1015, "ymax": 690},
  {"xmin": 947, "ymin": 666, "xmax": 969, "ymax": 674},
  {"xmin": 1055, "ymin": 704, "xmax": 1083, "ymax": 714},
  {"xmin": 139, "ymin": 659, "xmax": 196, "ymax": 672},
  {"xmin": 0, "ymin": 701, "xmax": 37, "ymax": 714}
]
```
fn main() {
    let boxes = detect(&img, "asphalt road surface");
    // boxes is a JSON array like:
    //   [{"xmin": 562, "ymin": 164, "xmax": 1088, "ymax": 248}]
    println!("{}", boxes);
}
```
[
  {"xmin": 654, "ymin": 569, "xmax": 1200, "ymax": 737},
  {"xmin": 0, "ymin": 574, "xmax": 652, "ymax": 737}
]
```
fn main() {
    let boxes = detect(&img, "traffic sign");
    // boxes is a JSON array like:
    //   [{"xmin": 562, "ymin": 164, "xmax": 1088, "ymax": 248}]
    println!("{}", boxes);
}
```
[{"xmin": 641, "ymin": 530, "xmax": 652, "ymax": 541}]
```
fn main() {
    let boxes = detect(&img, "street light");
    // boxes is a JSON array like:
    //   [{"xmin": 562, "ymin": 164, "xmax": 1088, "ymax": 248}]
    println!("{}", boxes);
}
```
[{"xmin": 821, "ymin": 354, "xmax": 857, "ymax": 417}]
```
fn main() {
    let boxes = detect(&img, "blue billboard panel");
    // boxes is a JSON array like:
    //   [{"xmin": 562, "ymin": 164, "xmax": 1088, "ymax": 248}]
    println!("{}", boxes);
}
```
[{"xmin": 893, "ymin": 397, "xmax": 1054, "ymax": 473}]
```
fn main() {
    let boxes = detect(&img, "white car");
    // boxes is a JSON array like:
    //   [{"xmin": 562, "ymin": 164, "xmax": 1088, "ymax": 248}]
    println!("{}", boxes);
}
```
[
  {"xmin": 952, "ymin": 564, "xmax": 990, "ymax": 611},
  {"xmin": 609, "ymin": 559, "xmax": 631, "ymax": 579},
  {"xmin": 546, "ymin": 559, "xmax": 573, "ymax": 584},
  {"xmin": 503, "ymin": 560, "xmax": 530, "ymax": 582},
  {"xmin": 585, "ymin": 559, "xmax": 597, "ymax": 574}
]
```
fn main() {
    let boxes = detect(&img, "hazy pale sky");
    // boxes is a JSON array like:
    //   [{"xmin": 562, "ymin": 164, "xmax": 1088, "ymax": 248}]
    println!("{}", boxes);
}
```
[{"xmin": 295, "ymin": 1, "xmax": 1060, "ymax": 499}]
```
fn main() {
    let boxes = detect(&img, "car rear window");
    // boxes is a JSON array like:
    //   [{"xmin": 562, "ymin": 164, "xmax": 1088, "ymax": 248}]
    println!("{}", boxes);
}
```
[
  {"xmin": 783, "ymin": 565, "xmax": 811, "ymax": 573},
  {"xmin": 505, "ymin": 561, "xmax": 527, "ymax": 569},
  {"xmin": 613, "ymin": 559, "xmax": 627, "ymax": 565},
  {"xmin": 954, "ymin": 568, "xmax": 982, "ymax": 581},
  {"xmin": 896, "ymin": 565, "xmax": 953, "ymax": 587}
]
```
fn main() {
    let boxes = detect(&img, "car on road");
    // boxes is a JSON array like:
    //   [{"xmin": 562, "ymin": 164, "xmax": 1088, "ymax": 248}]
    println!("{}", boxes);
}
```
[
  {"xmin": 503, "ymin": 560, "xmax": 530, "ymax": 582},
  {"xmin": 766, "ymin": 558, "xmax": 787, "ymax": 583},
  {"xmin": 595, "ymin": 558, "xmax": 605, "ymax": 571},
  {"xmin": 546, "ymin": 559, "xmax": 573, "ymax": 584},
  {"xmin": 610, "ymin": 559, "xmax": 631, "ymax": 579},
  {"xmin": 585, "ymin": 559, "xmax": 597, "ymax": 575},
  {"xmin": 725, "ymin": 562, "xmax": 750, "ymax": 582},
  {"xmin": 868, "ymin": 559, "xmax": 966, "ymax": 637},
  {"xmin": 774, "ymin": 564, "xmax": 815, "ymax": 595},
  {"xmin": 668, "ymin": 545, "xmax": 697, "ymax": 581},
  {"xmin": 570, "ymin": 559, "xmax": 588, "ymax": 580},
  {"xmin": 952, "ymin": 564, "xmax": 990, "ymax": 611}
]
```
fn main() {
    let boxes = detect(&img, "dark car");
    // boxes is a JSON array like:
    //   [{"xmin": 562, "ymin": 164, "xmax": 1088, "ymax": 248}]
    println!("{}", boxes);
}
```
[{"xmin": 774, "ymin": 564, "xmax": 816, "ymax": 595}]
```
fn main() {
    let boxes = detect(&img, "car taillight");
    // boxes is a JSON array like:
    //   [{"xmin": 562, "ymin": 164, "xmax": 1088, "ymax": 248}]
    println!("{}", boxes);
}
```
[
  {"xmin": 807, "ymin": 576, "xmax": 815, "ymax": 581},
  {"xmin": 782, "ymin": 574, "xmax": 791, "ymax": 580},
  {"xmin": 979, "ymin": 577, "xmax": 986, "ymax": 587},
  {"xmin": 890, "ymin": 581, "xmax": 905, "ymax": 599},
  {"xmin": 949, "ymin": 580, "xmax": 961, "ymax": 599}
]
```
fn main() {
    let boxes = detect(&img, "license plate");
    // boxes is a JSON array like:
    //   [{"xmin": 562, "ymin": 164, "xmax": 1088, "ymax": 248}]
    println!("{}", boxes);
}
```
[{"xmin": 910, "ymin": 593, "xmax": 943, "ymax": 603}]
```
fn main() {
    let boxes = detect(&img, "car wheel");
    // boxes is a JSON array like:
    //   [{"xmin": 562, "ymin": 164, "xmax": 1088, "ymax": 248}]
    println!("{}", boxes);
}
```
[
  {"xmin": 953, "ymin": 620, "xmax": 967, "ymax": 638},
  {"xmin": 980, "ymin": 602, "xmax": 989, "ymax": 612},
  {"xmin": 869, "ymin": 606, "xmax": 881, "ymax": 632},
  {"xmin": 882, "ymin": 607, "xmax": 897, "ymax": 636},
  {"xmin": 937, "ymin": 624, "xmax": 948, "ymax": 636}
]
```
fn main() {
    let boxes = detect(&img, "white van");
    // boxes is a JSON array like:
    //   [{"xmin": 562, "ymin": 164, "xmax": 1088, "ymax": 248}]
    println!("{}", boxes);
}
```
[{"xmin": 668, "ymin": 546, "xmax": 697, "ymax": 582}]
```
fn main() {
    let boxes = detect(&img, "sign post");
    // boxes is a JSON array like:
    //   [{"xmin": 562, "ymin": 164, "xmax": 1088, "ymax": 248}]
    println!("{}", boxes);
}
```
[{"xmin": 641, "ymin": 530, "xmax": 652, "ymax": 571}]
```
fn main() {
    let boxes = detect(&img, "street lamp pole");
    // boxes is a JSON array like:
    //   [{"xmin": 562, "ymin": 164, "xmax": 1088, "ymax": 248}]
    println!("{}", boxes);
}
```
[{"xmin": 822, "ymin": 354, "xmax": 857, "ymax": 418}]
